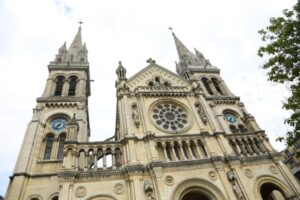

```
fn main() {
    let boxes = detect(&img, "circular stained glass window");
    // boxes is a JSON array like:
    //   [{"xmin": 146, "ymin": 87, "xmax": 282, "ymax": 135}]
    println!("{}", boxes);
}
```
[{"xmin": 151, "ymin": 102, "xmax": 190, "ymax": 132}]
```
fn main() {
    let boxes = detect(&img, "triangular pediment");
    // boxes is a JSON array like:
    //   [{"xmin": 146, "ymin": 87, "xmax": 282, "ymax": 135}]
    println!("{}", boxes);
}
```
[{"xmin": 127, "ymin": 63, "xmax": 191, "ymax": 90}]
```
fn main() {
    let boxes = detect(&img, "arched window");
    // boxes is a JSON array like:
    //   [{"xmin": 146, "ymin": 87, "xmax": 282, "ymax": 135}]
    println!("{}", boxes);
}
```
[
  {"xmin": 211, "ymin": 78, "xmax": 223, "ymax": 95},
  {"xmin": 229, "ymin": 125, "xmax": 239, "ymax": 134},
  {"xmin": 238, "ymin": 124, "xmax": 248, "ymax": 133},
  {"xmin": 44, "ymin": 135, "xmax": 54, "ymax": 160},
  {"xmin": 57, "ymin": 134, "xmax": 66, "ymax": 159},
  {"xmin": 154, "ymin": 77, "xmax": 161, "ymax": 86},
  {"xmin": 260, "ymin": 183, "xmax": 286, "ymax": 200},
  {"xmin": 31, "ymin": 198, "xmax": 39, "ymax": 200},
  {"xmin": 54, "ymin": 76, "xmax": 65, "ymax": 96},
  {"xmin": 52, "ymin": 197, "xmax": 58, "ymax": 200},
  {"xmin": 201, "ymin": 77, "xmax": 213, "ymax": 95},
  {"xmin": 68, "ymin": 76, "xmax": 78, "ymax": 96}
]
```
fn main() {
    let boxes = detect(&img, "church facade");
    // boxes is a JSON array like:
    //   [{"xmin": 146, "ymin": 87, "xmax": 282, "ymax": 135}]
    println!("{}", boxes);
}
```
[{"xmin": 5, "ymin": 28, "xmax": 300, "ymax": 200}]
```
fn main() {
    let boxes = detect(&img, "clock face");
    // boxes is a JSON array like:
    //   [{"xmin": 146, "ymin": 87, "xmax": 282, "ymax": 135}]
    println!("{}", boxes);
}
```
[
  {"xmin": 51, "ymin": 118, "xmax": 66, "ymax": 132},
  {"xmin": 224, "ymin": 113, "xmax": 237, "ymax": 123}
]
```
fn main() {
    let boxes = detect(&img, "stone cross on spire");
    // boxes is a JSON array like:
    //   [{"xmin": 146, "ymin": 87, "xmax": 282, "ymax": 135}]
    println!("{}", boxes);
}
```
[{"xmin": 146, "ymin": 58, "xmax": 156, "ymax": 64}]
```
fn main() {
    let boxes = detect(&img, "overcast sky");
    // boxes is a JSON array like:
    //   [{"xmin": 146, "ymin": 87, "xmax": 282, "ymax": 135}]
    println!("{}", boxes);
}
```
[{"xmin": 0, "ymin": 0, "xmax": 296, "ymax": 196}]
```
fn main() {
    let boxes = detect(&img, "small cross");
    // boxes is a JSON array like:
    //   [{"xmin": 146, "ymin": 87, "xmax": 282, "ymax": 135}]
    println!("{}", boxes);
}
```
[
  {"xmin": 169, "ymin": 27, "xmax": 173, "ymax": 31},
  {"xmin": 146, "ymin": 58, "xmax": 156, "ymax": 64},
  {"xmin": 78, "ymin": 20, "xmax": 83, "ymax": 28}
]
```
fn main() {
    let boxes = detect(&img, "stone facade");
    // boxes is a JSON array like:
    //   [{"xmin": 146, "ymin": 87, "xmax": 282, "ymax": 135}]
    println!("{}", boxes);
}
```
[{"xmin": 4, "ymin": 28, "xmax": 300, "ymax": 200}]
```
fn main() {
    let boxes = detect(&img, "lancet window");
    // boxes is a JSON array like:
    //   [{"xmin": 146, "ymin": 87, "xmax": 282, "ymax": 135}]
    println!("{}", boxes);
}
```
[
  {"xmin": 57, "ymin": 134, "xmax": 66, "ymax": 159},
  {"xmin": 211, "ymin": 78, "xmax": 224, "ymax": 95},
  {"xmin": 201, "ymin": 77, "xmax": 213, "ymax": 95},
  {"xmin": 68, "ymin": 76, "xmax": 78, "ymax": 96},
  {"xmin": 43, "ymin": 134, "xmax": 54, "ymax": 160},
  {"xmin": 54, "ymin": 76, "xmax": 65, "ymax": 96}
]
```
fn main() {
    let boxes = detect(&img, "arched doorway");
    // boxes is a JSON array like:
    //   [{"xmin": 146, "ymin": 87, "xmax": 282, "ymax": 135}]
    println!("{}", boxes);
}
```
[
  {"xmin": 260, "ymin": 183, "xmax": 286, "ymax": 200},
  {"xmin": 181, "ymin": 190, "xmax": 210, "ymax": 200},
  {"xmin": 172, "ymin": 179, "xmax": 226, "ymax": 200}
]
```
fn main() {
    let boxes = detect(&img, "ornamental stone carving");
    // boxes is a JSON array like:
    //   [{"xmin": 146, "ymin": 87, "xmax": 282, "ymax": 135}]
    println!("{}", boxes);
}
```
[
  {"xmin": 132, "ymin": 103, "xmax": 140, "ymax": 128},
  {"xmin": 208, "ymin": 171, "xmax": 217, "ymax": 181},
  {"xmin": 75, "ymin": 186, "xmax": 87, "ymax": 198},
  {"xmin": 151, "ymin": 101, "xmax": 191, "ymax": 133},
  {"xmin": 195, "ymin": 101, "xmax": 208, "ymax": 124},
  {"xmin": 227, "ymin": 170, "xmax": 246, "ymax": 200},
  {"xmin": 244, "ymin": 169, "xmax": 253, "ymax": 178},
  {"xmin": 144, "ymin": 181, "xmax": 155, "ymax": 200},
  {"xmin": 164, "ymin": 175, "xmax": 174, "ymax": 186},
  {"xmin": 269, "ymin": 165, "xmax": 278, "ymax": 174},
  {"xmin": 113, "ymin": 183, "xmax": 124, "ymax": 194}
]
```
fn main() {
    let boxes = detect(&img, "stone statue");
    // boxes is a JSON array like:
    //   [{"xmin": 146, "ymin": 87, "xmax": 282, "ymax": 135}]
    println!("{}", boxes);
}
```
[
  {"xmin": 195, "ymin": 101, "xmax": 208, "ymax": 124},
  {"xmin": 227, "ymin": 170, "xmax": 246, "ymax": 200},
  {"xmin": 144, "ymin": 181, "xmax": 155, "ymax": 200},
  {"xmin": 132, "ymin": 103, "xmax": 140, "ymax": 128}
]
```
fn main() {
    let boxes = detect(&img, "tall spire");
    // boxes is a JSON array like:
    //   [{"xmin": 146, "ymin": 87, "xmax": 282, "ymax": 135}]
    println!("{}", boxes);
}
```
[
  {"xmin": 170, "ymin": 29, "xmax": 214, "ymax": 76},
  {"xmin": 67, "ymin": 26, "xmax": 83, "ymax": 57},
  {"xmin": 53, "ymin": 25, "xmax": 88, "ymax": 63}
]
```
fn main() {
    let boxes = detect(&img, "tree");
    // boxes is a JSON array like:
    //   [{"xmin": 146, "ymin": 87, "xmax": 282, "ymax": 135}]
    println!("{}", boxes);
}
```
[{"xmin": 258, "ymin": 1, "xmax": 300, "ymax": 146}]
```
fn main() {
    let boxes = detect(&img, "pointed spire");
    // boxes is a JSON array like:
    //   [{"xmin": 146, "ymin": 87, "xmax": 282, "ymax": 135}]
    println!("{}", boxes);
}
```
[
  {"xmin": 170, "ymin": 29, "xmax": 215, "ymax": 76},
  {"xmin": 116, "ymin": 61, "xmax": 127, "ymax": 80},
  {"xmin": 68, "ymin": 26, "xmax": 83, "ymax": 52},
  {"xmin": 52, "ymin": 24, "xmax": 88, "ymax": 64}
]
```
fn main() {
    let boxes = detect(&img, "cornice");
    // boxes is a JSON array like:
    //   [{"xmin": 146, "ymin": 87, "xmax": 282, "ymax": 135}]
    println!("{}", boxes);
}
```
[{"xmin": 37, "ymin": 96, "xmax": 87, "ymax": 103}]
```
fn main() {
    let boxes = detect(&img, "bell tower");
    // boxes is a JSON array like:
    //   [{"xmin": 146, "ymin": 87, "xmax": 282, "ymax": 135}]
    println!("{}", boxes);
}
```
[{"xmin": 5, "ymin": 27, "xmax": 91, "ymax": 200}]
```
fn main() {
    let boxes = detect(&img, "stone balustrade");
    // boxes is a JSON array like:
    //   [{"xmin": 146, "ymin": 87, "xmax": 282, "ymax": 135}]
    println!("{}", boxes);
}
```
[
  {"xmin": 227, "ymin": 134, "xmax": 267, "ymax": 157},
  {"xmin": 155, "ymin": 137, "xmax": 208, "ymax": 162},
  {"xmin": 62, "ymin": 141, "xmax": 123, "ymax": 171}
]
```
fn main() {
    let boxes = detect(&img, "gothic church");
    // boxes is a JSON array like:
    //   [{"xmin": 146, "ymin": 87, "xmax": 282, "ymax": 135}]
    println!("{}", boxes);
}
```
[{"xmin": 5, "ymin": 27, "xmax": 300, "ymax": 200}]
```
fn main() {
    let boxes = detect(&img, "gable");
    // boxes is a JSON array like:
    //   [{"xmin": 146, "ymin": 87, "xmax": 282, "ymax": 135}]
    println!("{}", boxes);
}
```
[{"xmin": 127, "ymin": 64, "xmax": 191, "ymax": 90}]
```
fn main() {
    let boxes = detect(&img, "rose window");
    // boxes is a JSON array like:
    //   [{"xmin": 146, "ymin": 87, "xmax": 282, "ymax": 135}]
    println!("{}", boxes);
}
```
[{"xmin": 152, "ymin": 102, "xmax": 189, "ymax": 132}]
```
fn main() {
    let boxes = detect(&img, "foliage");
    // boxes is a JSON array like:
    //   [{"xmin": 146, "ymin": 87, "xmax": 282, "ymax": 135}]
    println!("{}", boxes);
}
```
[{"xmin": 258, "ymin": 2, "xmax": 300, "ymax": 146}]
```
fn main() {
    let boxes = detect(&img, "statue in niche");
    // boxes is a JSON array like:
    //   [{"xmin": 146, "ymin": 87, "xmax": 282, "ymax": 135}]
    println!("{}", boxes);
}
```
[
  {"xmin": 144, "ymin": 181, "xmax": 155, "ymax": 200},
  {"xmin": 132, "ymin": 103, "xmax": 140, "ymax": 128},
  {"xmin": 195, "ymin": 101, "xmax": 208, "ymax": 124},
  {"xmin": 227, "ymin": 171, "xmax": 245, "ymax": 200}
]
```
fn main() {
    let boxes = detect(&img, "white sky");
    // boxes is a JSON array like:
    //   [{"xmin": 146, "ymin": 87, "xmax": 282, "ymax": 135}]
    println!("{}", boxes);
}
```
[{"xmin": 0, "ymin": 0, "xmax": 296, "ymax": 196}]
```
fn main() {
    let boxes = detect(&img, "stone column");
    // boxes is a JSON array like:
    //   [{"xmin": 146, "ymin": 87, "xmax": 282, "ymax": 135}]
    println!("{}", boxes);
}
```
[
  {"xmin": 112, "ymin": 150, "xmax": 116, "ymax": 169},
  {"xmin": 162, "ymin": 144, "xmax": 169, "ymax": 161},
  {"xmin": 186, "ymin": 141, "xmax": 195, "ymax": 159},
  {"xmin": 84, "ymin": 152, "xmax": 88, "ymax": 171},
  {"xmin": 178, "ymin": 143, "xmax": 187, "ymax": 160},
  {"xmin": 93, "ymin": 150, "xmax": 98, "ymax": 171},
  {"xmin": 62, "ymin": 80, "xmax": 69, "ymax": 96},
  {"xmin": 103, "ymin": 150, "xmax": 107, "ymax": 169},
  {"xmin": 170, "ymin": 143, "xmax": 178, "ymax": 161}
]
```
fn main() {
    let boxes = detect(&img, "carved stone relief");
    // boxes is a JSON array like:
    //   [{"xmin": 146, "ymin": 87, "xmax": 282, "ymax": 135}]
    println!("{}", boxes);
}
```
[
  {"xmin": 113, "ymin": 183, "xmax": 124, "ymax": 194},
  {"xmin": 269, "ymin": 165, "xmax": 278, "ymax": 174},
  {"xmin": 227, "ymin": 170, "xmax": 246, "ymax": 200},
  {"xmin": 144, "ymin": 181, "xmax": 155, "ymax": 200},
  {"xmin": 164, "ymin": 175, "xmax": 174, "ymax": 186},
  {"xmin": 208, "ymin": 171, "xmax": 217, "ymax": 181},
  {"xmin": 75, "ymin": 186, "xmax": 87, "ymax": 198},
  {"xmin": 132, "ymin": 103, "xmax": 140, "ymax": 128},
  {"xmin": 244, "ymin": 169, "xmax": 253, "ymax": 178},
  {"xmin": 195, "ymin": 101, "xmax": 208, "ymax": 124}
]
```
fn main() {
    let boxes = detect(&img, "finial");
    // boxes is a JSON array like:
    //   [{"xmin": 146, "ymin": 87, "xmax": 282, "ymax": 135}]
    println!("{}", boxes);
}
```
[
  {"xmin": 71, "ymin": 113, "xmax": 77, "ymax": 124},
  {"xmin": 78, "ymin": 20, "xmax": 83, "ymax": 29},
  {"xmin": 146, "ymin": 58, "xmax": 156, "ymax": 64},
  {"xmin": 169, "ymin": 27, "xmax": 175, "ymax": 35},
  {"xmin": 118, "ymin": 61, "xmax": 122, "ymax": 67}
]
